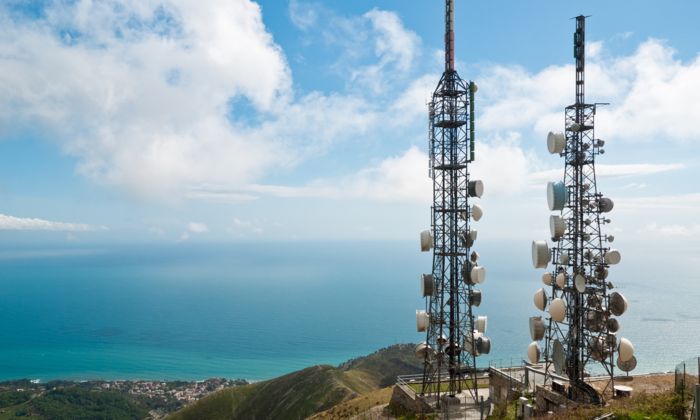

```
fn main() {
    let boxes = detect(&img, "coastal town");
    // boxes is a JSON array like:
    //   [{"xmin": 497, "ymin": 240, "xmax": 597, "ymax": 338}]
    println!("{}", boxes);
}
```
[{"xmin": 0, "ymin": 377, "xmax": 248, "ymax": 418}]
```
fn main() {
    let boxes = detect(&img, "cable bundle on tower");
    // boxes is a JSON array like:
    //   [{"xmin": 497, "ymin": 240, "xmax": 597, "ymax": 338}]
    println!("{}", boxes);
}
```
[
  {"xmin": 528, "ymin": 16, "xmax": 635, "ymax": 404},
  {"xmin": 415, "ymin": 0, "xmax": 489, "ymax": 407}
]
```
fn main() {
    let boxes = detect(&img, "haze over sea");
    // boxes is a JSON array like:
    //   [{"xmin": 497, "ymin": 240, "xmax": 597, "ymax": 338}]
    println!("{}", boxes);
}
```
[{"xmin": 0, "ymin": 240, "xmax": 697, "ymax": 382}]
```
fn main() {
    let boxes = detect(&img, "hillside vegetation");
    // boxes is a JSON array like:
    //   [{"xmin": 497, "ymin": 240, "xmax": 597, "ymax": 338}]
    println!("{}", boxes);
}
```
[{"xmin": 168, "ymin": 344, "xmax": 420, "ymax": 420}]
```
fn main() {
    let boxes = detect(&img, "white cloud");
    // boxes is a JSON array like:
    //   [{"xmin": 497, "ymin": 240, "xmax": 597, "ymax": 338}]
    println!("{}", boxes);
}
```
[
  {"xmin": 337, "ymin": 9, "xmax": 421, "ymax": 94},
  {"xmin": 0, "ymin": 0, "xmax": 295, "ymax": 199},
  {"xmin": 642, "ymin": 223, "xmax": 700, "ymax": 237},
  {"xmin": 0, "ymin": 0, "xmax": 387, "ymax": 201},
  {"xmin": 476, "ymin": 39, "xmax": 700, "ymax": 144},
  {"xmin": 530, "ymin": 163, "xmax": 685, "ymax": 184},
  {"xmin": 227, "ymin": 135, "xmax": 535, "ymax": 203},
  {"xmin": 187, "ymin": 222, "xmax": 209, "ymax": 233},
  {"xmin": 240, "ymin": 146, "xmax": 432, "ymax": 203},
  {"xmin": 289, "ymin": 0, "xmax": 317, "ymax": 30},
  {"xmin": 363, "ymin": 9, "xmax": 419, "ymax": 73},
  {"xmin": 230, "ymin": 217, "xmax": 263, "ymax": 236},
  {"xmin": 617, "ymin": 193, "xmax": 700, "ymax": 211},
  {"xmin": 0, "ymin": 214, "xmax": 97, "ymax": 231},
  {"xmin": 179, "ymin": 221, "xmax": 208, "ymax": 241}
]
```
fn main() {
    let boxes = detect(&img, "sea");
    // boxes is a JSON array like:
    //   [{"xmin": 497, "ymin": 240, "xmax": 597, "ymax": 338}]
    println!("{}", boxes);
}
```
[{"xmin": 0, "ymin": 240, "xmax": 697, "ymax": 382}]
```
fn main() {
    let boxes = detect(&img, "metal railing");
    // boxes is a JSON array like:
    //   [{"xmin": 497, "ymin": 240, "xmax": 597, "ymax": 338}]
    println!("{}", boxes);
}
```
[{"xmin": 675, "ymin": 356, "xmax": 700, "ymax": 419}]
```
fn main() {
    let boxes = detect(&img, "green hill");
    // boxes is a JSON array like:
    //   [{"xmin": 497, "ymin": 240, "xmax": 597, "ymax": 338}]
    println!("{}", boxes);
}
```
[{"xmin": 167, "ymin": 344, "xmax": 420, "ymax": 420}]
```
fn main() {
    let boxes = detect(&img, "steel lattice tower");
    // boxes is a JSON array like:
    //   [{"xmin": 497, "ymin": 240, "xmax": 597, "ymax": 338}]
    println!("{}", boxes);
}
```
[
  {"xmin": 416, "ymin": 0, "xmax": 489, "ymax": 406},
  {"xmin": 529, "ymin": 16, "xmax": 636, "ymax": 404}
]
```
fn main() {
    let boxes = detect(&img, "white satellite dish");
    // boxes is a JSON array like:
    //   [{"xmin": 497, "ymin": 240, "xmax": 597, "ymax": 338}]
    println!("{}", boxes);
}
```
[
  {"xmin": 420, "ymin": 230, "xmax": 433, "ymax": 252},
  {"xmin": 549, "ymin": 298, "xmax": 566, "ymax": 322},
  {"xmin": 609, "ymin": 292, "xmax": 628, "ymax": 316},
  {"xmin": 556, "ymin": 272, "xmax": 566, "ymax": 288},
  {"xmin": 471, "ymin": 266, "xmax": 486, "ymax": 284},
  {"xmin": 574, "ymin": 274, "xmax": 587, "ymax": 293},
  {"xmin": 547, "ymin": 132, "xmax": 566, "ymax": 154},
  {"xmin": 618, "ymin": 337, "xmax": 635, "ymax": 362},
  {"xmin": 550, "ymin": 215, "xmax": 566, "ymax": 239},
  {"xmin": 532, "ymin": 240, "xmax": 550, "ymax": 269},
  {"xmin": 421, "ymin": 274, "xmax": 434, "ymax": 297},
  {"xmin": 527, "ymin": 341, "xmax": 541, "ymax": 364},
  {"xmin": 469, "ymin": 290, "xmax": 482, "ymax": 307},
  {"xmin": 476, "ymin": 315, "xmax": 488, "ymax": 333},
  {"xmin": 533, "ymin": 288, "xmax": 548, "ymax": 311},
  {"xmin": 529, "ymin": 316, "xmax": 545, "ymax": 341},
  {"xmin": 569, "ymin": 123, "xmax": 581, "ymax": 132},
  {"xmin": 471, "ymin": 203, "xmax": 483, "ymax": 221},
  {"xmin": 598, "ymin": 197, "xmax": 614, "ymax": 213},
  {"xmin": 415, "ymin": 342, "xmax": 432, "ymax": 359},
  {"xmin": 416, "ymin": 310, "xmax": 429, "ymax": 332},
  {"xmin": 617, "ymin": 355, "xmax": 637, "ymax": 372},
  {"xmin": 547, "ymin": 181, "xmax": 567, "ymax": 211},
  {"xmin": 605, "ymin": 249, "xmax": 622, "ymax": 265},
  {"xmin": 542, "ymin": 272, "xmax": 553, "ymax": 286},
  {"xmin": 477, "ymin": 336, "xmax": 491, "ymax": 355},
  {"xmin": 468, "ymin": 180, "xmax": 484, "ymax": 198}
]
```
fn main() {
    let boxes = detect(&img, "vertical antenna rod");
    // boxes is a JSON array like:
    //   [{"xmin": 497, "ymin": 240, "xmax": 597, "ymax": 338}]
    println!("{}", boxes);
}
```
[
  {"xmin": 574, "ymin": 16, "xmax": 585, "ymax": 106},
  {"xmin": 445, "ymin": 0, "xmax": 455, "ymax": 71}
]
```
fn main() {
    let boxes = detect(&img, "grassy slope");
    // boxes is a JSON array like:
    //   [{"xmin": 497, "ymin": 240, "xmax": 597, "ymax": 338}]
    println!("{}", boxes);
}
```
[
  {"xmin": 308, "ymin": 387, "xmax": 394, "ymax": 420},
  {"xmin": 168, "ymin": 344, "xmax": 421, "ymax": 420},
  {"xmin": 0, "ymin": 387, "xmax": 149, "ymax": 420}
]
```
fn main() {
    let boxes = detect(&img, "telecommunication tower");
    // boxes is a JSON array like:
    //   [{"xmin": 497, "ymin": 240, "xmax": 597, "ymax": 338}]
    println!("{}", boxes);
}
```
[
  {"xmin": 415, "ymin": 0, "xmax": 489, "ymax": 406},
  {"xmin": 529, "ymin": 16, "xmax": 636, "ymax": 404}
]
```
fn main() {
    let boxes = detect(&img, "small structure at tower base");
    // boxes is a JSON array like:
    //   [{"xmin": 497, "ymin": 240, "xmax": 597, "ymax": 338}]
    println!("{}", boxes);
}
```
[{"xmin": 391, "ymin": 372, "xmax": 492, "ymax": 418}]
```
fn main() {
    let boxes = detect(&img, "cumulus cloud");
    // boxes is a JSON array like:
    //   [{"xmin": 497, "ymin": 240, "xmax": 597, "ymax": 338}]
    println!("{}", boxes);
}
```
[
  {"xmin": 0, "ymin": 214, "xmax": 97, "ymax": 231},
  {"xmin": 477, "ymin": 39, "xmax": 700, "ymax": 144},
  {"xmin": 179, "ymin": 221, "xmax": 208, "ymax": 241},
  {"xmin": 186, "ymin": 222, "xmax": 209, "ymax": 233},
  {"xmin": 0, "ymin": 0, "xmax": 385, "ymax": 200},
  {"xmin": 1, "ymin": 1, "xmax": 697, "ymax": 212}
]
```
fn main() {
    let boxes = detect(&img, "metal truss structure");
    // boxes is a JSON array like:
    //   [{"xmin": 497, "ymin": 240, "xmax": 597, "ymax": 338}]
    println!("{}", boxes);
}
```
[
  {"xmin": 529, "ymin": 15, "xmax": 636, "ymax": 404},
  {"xmin": 415, "ymin": 0, "xmax": 489, "ymax": 406}
]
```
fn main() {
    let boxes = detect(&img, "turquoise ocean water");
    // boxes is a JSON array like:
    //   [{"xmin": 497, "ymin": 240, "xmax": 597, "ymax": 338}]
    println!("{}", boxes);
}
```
[{"xmin": 0, "ymin": 240, "xmax": 697, "ymax": 381}]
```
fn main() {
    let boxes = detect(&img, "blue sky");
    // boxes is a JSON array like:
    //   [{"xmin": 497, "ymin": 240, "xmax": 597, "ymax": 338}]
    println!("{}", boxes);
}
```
[{"xmin": 0, "ymin": 0, "xmax": 698, "ymax": 252}]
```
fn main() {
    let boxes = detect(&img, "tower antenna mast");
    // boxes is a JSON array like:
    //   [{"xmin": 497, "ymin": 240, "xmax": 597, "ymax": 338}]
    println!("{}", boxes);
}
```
[
  {"xmin": 415, "ymin": 0, "xmax": 489, "ymax": 409},
  {"xmin": 529, "ymin": 15, "xmax": 636, "ymax": 404}
]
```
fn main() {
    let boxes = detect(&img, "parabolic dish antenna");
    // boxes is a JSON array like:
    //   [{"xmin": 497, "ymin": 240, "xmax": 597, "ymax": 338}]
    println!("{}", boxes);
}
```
[
  {"xmin": 529, "ymin": 316, "xmax": 545, "ymax": 341},
  {"xmin": 547, "ymin": 132, "xmax": 566, "ymax": 154},
  {"xmin": 547, "ymin": 181, "xmax": 567, "ymax": 211},
  {"xmin": 532, "ymin": 240, "xmax": 550, "ymax": 269},
  {"xmin": 617, "ymin": 355, "xmax": 637, "ymax": 373},
  {"xmin": 471, "ymin": 203, "xmax": 483, "ymax": 221},
  {"xmin": 468, "ymin": 180, "xmax": 484, "ymax": 198}
]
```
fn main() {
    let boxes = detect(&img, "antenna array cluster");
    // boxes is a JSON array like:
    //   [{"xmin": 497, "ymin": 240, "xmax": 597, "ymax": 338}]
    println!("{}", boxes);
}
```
[{"xmin": 528, "ymin": 16, "xmax": 635, "ymax": 403}]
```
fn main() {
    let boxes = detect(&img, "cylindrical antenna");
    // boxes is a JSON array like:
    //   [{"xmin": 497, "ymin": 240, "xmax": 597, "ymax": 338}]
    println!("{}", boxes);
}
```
[
  {"xmin": 574, "ymin": 15, "xmax": 585, "ymax": 106},
  {"xmin": 445, "ymin": 0, "xmax": 455, "ymax": 71}
]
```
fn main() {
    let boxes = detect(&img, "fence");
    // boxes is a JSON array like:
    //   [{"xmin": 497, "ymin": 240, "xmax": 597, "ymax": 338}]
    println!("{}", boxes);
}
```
[
  {"xmin": 395, "ymin": 372, "xmax": 491, "ymax": 419},
  {"xmin": 675, "ymin": 356, "xmax": 700, "ymax": 420}
]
